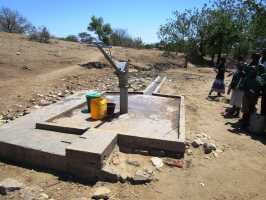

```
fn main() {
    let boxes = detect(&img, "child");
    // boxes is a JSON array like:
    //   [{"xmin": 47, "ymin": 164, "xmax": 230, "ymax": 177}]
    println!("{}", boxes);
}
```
[
  {"xmin": 226, "ymin": 57, "xmax": 245, "ymax": 117},
  {"xmin": 209, "ymin": 57, "xmax": 226, "ymax": 97}
]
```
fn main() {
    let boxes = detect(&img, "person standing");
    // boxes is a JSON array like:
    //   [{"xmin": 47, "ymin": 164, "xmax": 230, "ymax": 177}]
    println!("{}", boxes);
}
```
[
  {"xmin": 240, "ymin": 66, "xmax": 262, "ymax": 129},
  {"xmin": 209, "ymin": 57, "xmax": 226, "ymax": 97},
  {"xmin": 226, "ymin": 56, "xmax": 245, "ymax": 117}
]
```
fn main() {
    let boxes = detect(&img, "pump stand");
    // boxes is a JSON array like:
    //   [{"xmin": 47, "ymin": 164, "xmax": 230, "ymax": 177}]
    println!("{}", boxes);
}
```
[{"xmin": 94, "ymin": 43, "xmax": 129, "ymax": 114}]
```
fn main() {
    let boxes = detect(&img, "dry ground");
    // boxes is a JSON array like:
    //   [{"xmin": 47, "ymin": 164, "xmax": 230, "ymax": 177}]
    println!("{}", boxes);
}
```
[
  {"xmin": 0, "ymin": 32, "xmax": 181, "ymax": 114},
  {"xmin": 0, "ymin": 33, "xmax": 265, "ymax": 200}
]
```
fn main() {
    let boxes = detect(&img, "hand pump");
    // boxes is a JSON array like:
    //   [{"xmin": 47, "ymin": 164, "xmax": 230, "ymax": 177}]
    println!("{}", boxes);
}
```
[{"xmin": 92, "ymin": 42, "xmax": 128, "ymax": 114}]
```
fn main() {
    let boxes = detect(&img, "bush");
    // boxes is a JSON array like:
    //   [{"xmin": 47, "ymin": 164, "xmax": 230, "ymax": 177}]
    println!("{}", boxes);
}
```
[
  {"xmin": 110, "ymin": 28, "xmax": 144, "ymax": 48},
  {"xmin": 28, "ymin": 26, "xmax": 50, "ymax": 43},
  {"xmin": 64, "ymin": 35, "xmax": 79, "ymax": 42}
]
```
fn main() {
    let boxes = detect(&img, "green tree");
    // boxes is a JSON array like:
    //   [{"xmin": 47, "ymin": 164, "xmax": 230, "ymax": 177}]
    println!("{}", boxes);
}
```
[
  {"xmin": 158, "ymin": 0, "xmax": 266, "ymax": 66},
  {"xmin": 245, "ymin": 0, "xmax": 266, "ymax": 49},
  {"xmin": 158, "ymin": 9, "xmax": 200, "ymax": 67},
  {"xmin": 64, "ymin": 35, "xmax": 78, "ymax": 42},
  {"xmin": 88, "ymin": 16, "xmax": 112, "ymax": 44}
]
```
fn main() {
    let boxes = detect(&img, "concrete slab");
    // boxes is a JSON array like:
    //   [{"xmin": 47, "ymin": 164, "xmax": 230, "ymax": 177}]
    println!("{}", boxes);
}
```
[
  {"xmin": 66, "ymin": 130, "xmax": 117, "ymax": 169},
  {"xmin": 0, "ymin": 90, "xmax": 185, "ymax": 180}
]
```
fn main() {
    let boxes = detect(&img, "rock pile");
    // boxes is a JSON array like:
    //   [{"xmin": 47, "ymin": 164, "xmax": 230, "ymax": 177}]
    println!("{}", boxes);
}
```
[{"xmin": 189, "ymin": 133, "xmax": 220, "ymax": 155}]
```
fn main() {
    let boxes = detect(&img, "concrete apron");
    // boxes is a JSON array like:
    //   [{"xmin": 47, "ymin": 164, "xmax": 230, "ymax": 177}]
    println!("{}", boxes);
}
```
[{"xmin": 0, "ymin": 77, "xmax": 185, "ymax": 182}]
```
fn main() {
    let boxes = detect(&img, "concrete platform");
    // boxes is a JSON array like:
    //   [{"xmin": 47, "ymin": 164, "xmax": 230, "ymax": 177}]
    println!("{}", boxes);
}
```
[{"xmin": 0, "ymin": 90, "xmax": 185, "ymax": 181}]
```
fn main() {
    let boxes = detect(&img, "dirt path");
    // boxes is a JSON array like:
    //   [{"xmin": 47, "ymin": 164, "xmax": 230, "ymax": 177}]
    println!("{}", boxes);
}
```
[{"xmin": 148, "ymin": 68, "xmax": 266, "ymax": 200}]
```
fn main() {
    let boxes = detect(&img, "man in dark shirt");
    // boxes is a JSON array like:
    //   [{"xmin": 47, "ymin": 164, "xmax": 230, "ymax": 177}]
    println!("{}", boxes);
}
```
[{"xmin": 240, "ymin": 66, "xmax": 262, "ymax": 129}]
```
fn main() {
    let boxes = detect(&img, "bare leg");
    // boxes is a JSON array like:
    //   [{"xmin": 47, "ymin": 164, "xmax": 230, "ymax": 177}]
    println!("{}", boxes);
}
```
[{"xmin": 208, "ymin": 89, "xmax": 213, "ymax": 96}]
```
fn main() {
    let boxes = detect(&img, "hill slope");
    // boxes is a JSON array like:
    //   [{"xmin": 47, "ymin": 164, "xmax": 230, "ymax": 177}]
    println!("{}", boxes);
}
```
[{"xmin": 0, "ymin": 32, "xmax": 184, "ymax": 115}]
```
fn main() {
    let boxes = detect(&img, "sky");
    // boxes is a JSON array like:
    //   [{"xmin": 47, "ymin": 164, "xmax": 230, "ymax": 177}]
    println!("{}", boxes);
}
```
[{"xmin": 0, "ymin": 0, "xmax": 208, "ymax": 43}]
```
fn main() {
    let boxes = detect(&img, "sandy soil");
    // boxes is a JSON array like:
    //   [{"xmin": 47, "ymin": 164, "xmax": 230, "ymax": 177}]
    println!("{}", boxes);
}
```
[{"xmin": 0, "ymin": 32, "xmax": 265, "ymax": 200}]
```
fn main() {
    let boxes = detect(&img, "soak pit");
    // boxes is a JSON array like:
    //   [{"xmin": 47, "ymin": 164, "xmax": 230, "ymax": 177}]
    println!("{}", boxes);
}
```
[{"xmin": 0, "ymin": 91, "xmax": 185, "ymax": 181}]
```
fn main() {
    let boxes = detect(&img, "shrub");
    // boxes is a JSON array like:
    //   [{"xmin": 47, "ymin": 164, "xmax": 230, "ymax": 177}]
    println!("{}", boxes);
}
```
[
  {"xmin": 28, "ymin": 26, "xmax": 50, "ymax": 43},
  {"xmin": 64, "ymin": 35, "xmax": 79, "ymax": 42}
]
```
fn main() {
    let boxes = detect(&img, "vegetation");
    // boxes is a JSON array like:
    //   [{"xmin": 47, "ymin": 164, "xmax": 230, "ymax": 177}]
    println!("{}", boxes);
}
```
[
  {"xmin": 88, "ymin": 16, "xmax": 112, "ymax": 45},
  {"xmin": 63, "ymin": 35, "xmax": 79, "ymax": 42},
  {"xmin": 110, "ymin": 28, "xmax": 144, "ymax": 48},
  {"xmin": 78, "ymin": 32, "xmax": 92, "ymax": 43},
  {"xmin": 0, "ymin": 7, "xmax": 31, "ymax": 33},
  {"xmin": 158, "ymin": 0, "xmax": 266, "ymax": 66},
  {"xmin": 87, "ymin": 16, "xmax": 144, "ymax": 48},
  {"xmin": 28, "ymin": 26, "xmax": 50, "ymax": 43}
]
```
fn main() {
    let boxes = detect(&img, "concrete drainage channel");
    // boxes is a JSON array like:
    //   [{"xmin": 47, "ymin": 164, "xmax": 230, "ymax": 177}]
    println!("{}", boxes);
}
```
[
  {"xmin": 0, "ymin": 76, "xmax": 185, "ymax": 183},
  {"xmin": 143, "ymin": 76, "xmax": 167, "ymax": 95}
]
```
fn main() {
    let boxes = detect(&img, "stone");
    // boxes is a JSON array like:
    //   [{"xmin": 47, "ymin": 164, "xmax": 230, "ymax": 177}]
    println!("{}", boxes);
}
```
[
  {"xmin": 187, "ymin": 149, "xmax": 193, "ymax": 155},
  {"xmin": 23, "ymin": 109, "xmax": 31, "ymax": 115},
  {"xmin": 39, "ymin": 192, "xmax": 49, "ymax": 199},
  {"xmin": 151, "ymin": 157, "xmax": 163, "ymax": 169},
  {"xmin": 191, "ymin": 139, "xmax": 203, "ymax": 148},
  {"xmin": 212, "ymin": 152, "xmax": 218, "ymax": 158},
  {"xmin": 126, "ymin": 159, "xmax": 140, "ymax": 167},
  {"xmin": 22, "ymin": 65, "xmax": 32, "ymax": 70},
  {"xmin": 37, "ymin": 93, "xmax": 44, "ymax": 98},
  {"xmin": 4, "ymin": 113, "xmax": 14, "ymax": 121},
  {"xmin": 203, "ymin": 143, "xmax": 216, "ymax": 154},
  {"xmin": 92, "ymin": 187, "xmax": 111, "ymax": 199},
  {"xmin": 209, "ymin": 143, "xmax": 217, "ymax": 150},
  {"xmin": 39, "ymin": 100, "xmax": 51, "ymax": 106},
  {"xmin": 57, "ymin": 92, "xmax": 65, "ymax": 97},
  {"xmin": 200, "ymin": 182, "xmax": 205, "ymax": 187},
  {"xmin": 131, "ymin": 169, "xmax": 153, "ymax": 184},
  {"xmin": 30, "ymin": 98, "xmax": 36, "ymax": 103},
  {"xmin": 216, "ymin": 149, "xmax": 223, "ymax": 153},
  {"xmin": 163, "ymin": 158, "xmax": 184, "ymax": 168},
  {"xmin": 0, "ymin": 178, "xmax": 24, "ymax": 195},
  {"xmin": 111, "ymin": 156, "xmax": 120, "ymax": 166}
]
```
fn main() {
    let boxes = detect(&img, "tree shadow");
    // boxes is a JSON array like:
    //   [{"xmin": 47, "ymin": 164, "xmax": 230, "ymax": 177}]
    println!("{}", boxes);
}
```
[{"xmin": 225, "ymin": 120, "xmax": 266, "ymax": 145}]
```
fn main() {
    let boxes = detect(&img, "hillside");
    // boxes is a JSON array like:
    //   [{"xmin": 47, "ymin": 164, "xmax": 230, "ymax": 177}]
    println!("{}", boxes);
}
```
[{"xmin": 0, "ymin": 32, "xmax": 185, "ymax": 116}]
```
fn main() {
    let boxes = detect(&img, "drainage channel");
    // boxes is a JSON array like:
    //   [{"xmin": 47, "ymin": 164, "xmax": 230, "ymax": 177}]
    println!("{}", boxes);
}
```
[{"xmin": 143, "ymin": 76, "xmax": 167, "ymax": 95}]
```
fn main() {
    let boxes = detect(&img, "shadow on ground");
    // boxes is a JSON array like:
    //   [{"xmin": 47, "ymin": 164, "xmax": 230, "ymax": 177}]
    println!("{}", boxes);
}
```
[
  {"xmin": 225, "ymin": 120, "xmax": 266, "ymax": 145},
  {"xmin": 0, "ymin": 159, "xmax": 97, "ymax": 186}
]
